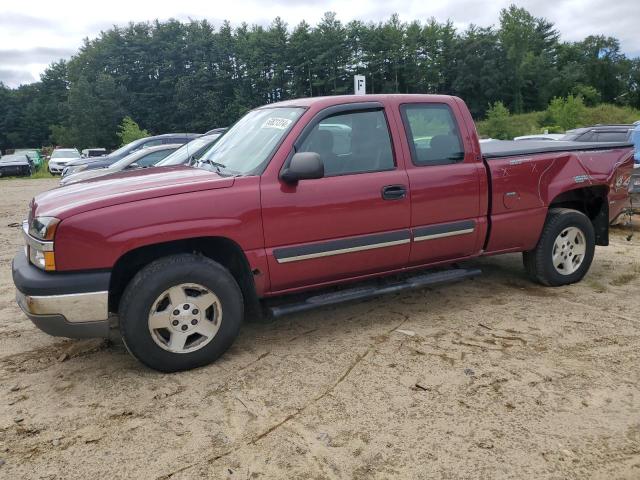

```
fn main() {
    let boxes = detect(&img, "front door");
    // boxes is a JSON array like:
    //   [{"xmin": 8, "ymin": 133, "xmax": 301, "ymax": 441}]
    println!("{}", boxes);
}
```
[{"xmin": 261, "ymin": 105, "xmax": 411, "ymax": 292}]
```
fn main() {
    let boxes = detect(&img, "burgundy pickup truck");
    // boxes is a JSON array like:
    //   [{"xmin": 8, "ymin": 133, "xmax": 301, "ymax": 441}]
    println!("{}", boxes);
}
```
[{"xmin": 13, "ymin": 95, "xmax": 634, "ymax": 372}]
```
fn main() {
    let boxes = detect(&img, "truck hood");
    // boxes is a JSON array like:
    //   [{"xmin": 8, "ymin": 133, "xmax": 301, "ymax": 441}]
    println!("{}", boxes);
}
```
[{"xmin": 32, "ymin": 166, "xmax": 235, "ymax": 219}]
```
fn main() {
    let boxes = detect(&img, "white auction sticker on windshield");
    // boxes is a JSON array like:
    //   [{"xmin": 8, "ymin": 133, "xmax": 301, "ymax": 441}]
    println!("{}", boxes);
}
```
[{"xmin": 262, "ymin": 117, "xmax": 292, "ymax": 130}]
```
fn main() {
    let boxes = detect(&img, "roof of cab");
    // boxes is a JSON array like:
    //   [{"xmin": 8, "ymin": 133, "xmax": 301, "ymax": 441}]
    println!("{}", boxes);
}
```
[{"xmin": 260, "ymin": 94, "xmax": 459, "ymax": 109}]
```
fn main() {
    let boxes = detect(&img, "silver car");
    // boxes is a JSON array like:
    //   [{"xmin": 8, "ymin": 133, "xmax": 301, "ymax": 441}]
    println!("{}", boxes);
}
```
[
  {"xmin": 48, "ymin": 148, "xmax": 81, "ymax": 174},
  {"xmin": 60, "ymin": 144, "xmax": 180, "ymax": 186}
]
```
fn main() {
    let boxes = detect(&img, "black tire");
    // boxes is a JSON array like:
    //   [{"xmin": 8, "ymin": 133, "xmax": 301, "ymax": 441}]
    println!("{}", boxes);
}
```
[
  {"xmin": 523, "ymin": 208, "xmax": 595, "ymax": 286},
  {"xmin": 119, "ymin": 254, "xmax": 243, "ymax": 372}
]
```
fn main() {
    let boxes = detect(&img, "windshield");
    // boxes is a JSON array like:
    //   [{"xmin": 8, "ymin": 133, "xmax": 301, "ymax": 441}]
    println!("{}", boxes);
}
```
[
  {"xmin": 51, "ymin": 150, "xmax": 80, "ymax": 159},
  {"xmin": 157, "ymin": 134, "xmax": 221, "ymax": 167},
  {"xmin": 107, "ymin": 138, "xmax": 148, "ymax": 159},
  {"xmin": 107, "ymin": 148, "xmax": 173, "ymax": 170},
  {"xmin": 197, "ymin": 107, "xmax": 304, "ymax": 175}
]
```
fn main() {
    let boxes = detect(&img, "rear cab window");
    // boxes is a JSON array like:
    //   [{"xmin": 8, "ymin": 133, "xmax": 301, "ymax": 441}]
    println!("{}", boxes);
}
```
[{"xmin": 400, "ymin": 104, "xmax": 465, "ymax": 166}]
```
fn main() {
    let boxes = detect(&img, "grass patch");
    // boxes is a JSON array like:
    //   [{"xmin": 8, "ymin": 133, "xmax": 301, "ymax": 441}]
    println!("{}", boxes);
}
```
[
  {"xmin": 585, "ymin": 278, "xmax": 608, "ymax": 293},
  {"xmin": 611, "ymin": 272, "xmax": 638, "ymax": 287}
]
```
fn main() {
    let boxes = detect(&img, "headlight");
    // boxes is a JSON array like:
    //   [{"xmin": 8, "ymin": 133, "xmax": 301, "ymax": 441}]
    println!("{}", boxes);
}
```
[
  {"xmin": 29, "ymin": 216, "xmax": 60, "ymax": 241},
  {"xmin": 24, "ymin": 217, "xmax": 59, "ymax": 271}
]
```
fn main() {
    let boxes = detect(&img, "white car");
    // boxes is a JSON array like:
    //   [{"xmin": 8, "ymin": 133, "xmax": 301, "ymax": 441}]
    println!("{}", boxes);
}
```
[
  {"xmin": 48, "ymin": 148, "xmax": 81, "ymax": 174},
  {"xmin": 513, "ymin": 134, "xmax": 564, "ymax": 141}
]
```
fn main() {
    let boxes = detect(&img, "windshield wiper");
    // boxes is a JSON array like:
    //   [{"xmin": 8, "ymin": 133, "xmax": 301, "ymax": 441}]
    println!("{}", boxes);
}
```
[
  {"xmin": 197, "ymin": 158, "xmax": 241, "ymax": 177},
  {"xmin": 199, "ymin": 159, "xmax": 228, "ymax": 173}
]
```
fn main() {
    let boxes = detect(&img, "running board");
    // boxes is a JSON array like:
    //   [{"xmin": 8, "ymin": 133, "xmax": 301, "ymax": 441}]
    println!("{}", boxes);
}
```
[{"xmin": 267, "ymin": 268, "xmax": 481, "ymax": 318}]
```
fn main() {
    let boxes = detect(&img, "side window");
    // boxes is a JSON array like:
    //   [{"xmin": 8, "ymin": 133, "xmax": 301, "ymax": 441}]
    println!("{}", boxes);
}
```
[
  {"xmin": 596, "ymin": 131, "xmax": 627, "ymax": 142},
  {"xmin": 577, "ymin": 131, "xmax": 595, "ymax": 142},
  {"xmin": 163, "ymin": 137, "xmax": 186, "ymax": 145},
  {"xmin": 401, "ymin": 104, "xmax": 464, "ymax": 166},
  {"xmin": 298, "ymin": 110, "xmax": 394, "ymax": 176},
  {"xmin": 136, "ymin": 150, "xmax": 170, "ymax": 167},
  {"xmin": 141, "ymin": 139, "xmax": 163, "ymax": 149}
]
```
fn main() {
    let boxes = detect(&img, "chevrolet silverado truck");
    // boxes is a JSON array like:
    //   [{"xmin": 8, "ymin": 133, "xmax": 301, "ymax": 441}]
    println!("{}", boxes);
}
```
[{"xmin": 12, "ymin": 95, "xmax": 634, "ymax": 372}]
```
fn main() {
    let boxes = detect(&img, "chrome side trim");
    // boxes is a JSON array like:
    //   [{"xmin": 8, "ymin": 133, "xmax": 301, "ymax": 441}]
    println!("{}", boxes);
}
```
[
  {"xmin": 414, "ymin": 228, "xmax": 475, "ymax": 242},
  {"xmin": 276, "ymin": 238, "xmax": 410, "ymax": 264},
  {"xmin": 16, "ymin": 290, "xmax": 109, "ymax": 323},
  {"xmin": 22, "ymin": 221, "xmax": 53, "ymax": 252}
]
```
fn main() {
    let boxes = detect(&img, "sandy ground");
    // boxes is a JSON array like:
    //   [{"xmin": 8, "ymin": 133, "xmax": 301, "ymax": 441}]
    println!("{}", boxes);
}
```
[{"xmin": 0, "ymin": 178, "xmax": 639, "ymax": 479}]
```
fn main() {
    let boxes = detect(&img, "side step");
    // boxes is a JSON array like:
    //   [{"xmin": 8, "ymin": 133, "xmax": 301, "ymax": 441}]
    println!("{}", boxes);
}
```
[{"xmin": 267, "ymin": 267, "xmax": 481, "ymax": 318}]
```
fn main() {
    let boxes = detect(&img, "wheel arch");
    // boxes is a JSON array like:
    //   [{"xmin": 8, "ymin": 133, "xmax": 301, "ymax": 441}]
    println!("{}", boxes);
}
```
[
  {"xmin": 548, "ymin": 185, "xmax": 609, "ymax": 246},
  {"xmin": 109, "ymin": 236, "xmax": 260, "ymax": 317}
]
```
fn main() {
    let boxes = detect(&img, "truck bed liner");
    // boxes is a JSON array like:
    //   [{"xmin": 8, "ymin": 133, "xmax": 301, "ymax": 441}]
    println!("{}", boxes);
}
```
[{"xmin": 481, "ymin": 140, "xmax": 632, "ymax": 159}]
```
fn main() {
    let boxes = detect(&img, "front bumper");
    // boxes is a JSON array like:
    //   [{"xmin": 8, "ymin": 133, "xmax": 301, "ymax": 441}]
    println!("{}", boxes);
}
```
[
  {"xmin": 48, "ymin": 163, "xmax": 66, "ymax": 174},
  {"xmin": 12, "ymin": 249, "xmax": 111, "ymax": 338},
  {"xmin": 0, "ymin": 165, "xmax": 32, "ymax": 177}
]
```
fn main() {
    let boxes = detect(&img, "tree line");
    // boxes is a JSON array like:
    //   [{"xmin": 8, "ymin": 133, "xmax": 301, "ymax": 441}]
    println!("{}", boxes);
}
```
[{"xmin": 0, "ymin": 5, "xmax": 639, "ymax": 152}]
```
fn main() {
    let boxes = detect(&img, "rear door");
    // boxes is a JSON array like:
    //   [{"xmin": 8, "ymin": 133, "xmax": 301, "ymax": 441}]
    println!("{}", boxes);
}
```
[
  {"xmin": 260, "ymin": 103, "xmax": 411, "ymax": 292},
  {"xmin": 396, "ymin": 101, "xmax": 485, "ymax": 266}
]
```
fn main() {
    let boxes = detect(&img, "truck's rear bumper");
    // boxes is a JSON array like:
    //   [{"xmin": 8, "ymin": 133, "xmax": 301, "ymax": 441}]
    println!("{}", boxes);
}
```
[{"xmin": 12, "ymin": 249, "xmax": 111, "ymax": 338}]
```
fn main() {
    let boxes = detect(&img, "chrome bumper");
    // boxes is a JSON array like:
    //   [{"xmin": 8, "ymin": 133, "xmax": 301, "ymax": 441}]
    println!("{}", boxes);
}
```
[
  {"xmin": 16, "ymin": 289, "xmax": 111, "ymax": 338},
  {"xmin": 16, "ymin": 289, "xmax": 108, "ymax": 322}
]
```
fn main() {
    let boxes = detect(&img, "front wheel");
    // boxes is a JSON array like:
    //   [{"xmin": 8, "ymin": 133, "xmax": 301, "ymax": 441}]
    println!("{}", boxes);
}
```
[
  {"xmin": 119, "ymin": 254, "xmax": 243, "ymax": 372},
  {"xmin": 523, "ymin": 208, "xmax": 595, "ymax": 286}
]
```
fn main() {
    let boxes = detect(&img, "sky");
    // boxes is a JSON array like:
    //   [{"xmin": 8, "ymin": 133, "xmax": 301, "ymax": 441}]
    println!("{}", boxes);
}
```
[{"xmin": 1, "ymin": 0, "xmax": 639, "ymax": 88}]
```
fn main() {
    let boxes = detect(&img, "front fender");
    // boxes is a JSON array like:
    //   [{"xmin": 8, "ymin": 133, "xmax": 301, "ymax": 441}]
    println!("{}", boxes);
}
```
[{"xmin": 54, "ymin": 177, "xmax": 263, "ymax": 271}]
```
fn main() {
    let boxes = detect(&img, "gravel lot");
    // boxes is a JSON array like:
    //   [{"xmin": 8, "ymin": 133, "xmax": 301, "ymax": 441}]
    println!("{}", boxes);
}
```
[{"xmin": 1, "ymin": 178, "xmax": 639, "ymax": 479}]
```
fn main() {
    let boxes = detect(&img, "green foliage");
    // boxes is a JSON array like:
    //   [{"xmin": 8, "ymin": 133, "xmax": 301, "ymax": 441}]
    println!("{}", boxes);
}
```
[
  {"xmin": 572, "ymin": 84, "xmax": 601, "ymax": 106},
  {"xmin": 580, "ymin": 104, "xmax": 640, "ymax": 125},
  {"xmin": 49, "ymin": 124, "xmax": 74, "ymax": 147},
  {"xmin": 477, "ymin": 102, "xmax": 640, "ymax": 138},
  {"xmin": 0, "ymin": 7, "xmax": 639, "ymax": 153},
  {"xmin": 547, "ymin": 95, "xmax": 586, "ymax": 130},
  {"xmin": 117, "ymin": 117, "xmax": 149, "ymax": 146},
  {"xmin": 483, "ymin": 101, "xmax": 512, "ymax": 139}
]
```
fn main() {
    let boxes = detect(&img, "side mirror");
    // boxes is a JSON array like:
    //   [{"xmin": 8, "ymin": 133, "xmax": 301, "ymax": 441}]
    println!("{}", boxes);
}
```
[
  {"xmin": 127, "ymin": 162, "xmax": 140, "ymax": 169},
  {"xmin": 280, "ymin": 152, "xmax": 324, "ymax": 183}
]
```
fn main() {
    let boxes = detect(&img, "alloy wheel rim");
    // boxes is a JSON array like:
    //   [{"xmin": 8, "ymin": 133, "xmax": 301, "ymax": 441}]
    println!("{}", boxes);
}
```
[
  {"xmin": 552, "ymin": 227, "xmax": 586, "ymax": 275},
  {"xmin": 148, "ymin": 283, "xmax": 222, "ymax": 354}
]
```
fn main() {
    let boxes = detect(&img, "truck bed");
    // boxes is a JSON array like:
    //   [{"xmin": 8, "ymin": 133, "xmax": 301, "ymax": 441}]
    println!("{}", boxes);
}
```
[{"xmin": 481, "ymin": 140, "xmax": 633, "ymax": 159}]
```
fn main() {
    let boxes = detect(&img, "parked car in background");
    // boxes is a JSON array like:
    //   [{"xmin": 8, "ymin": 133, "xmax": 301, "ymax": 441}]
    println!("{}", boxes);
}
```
[
  {"xmin": 60, "ymin": 144, "xmax": 181, "ymax": 186},
  {"xmin": 155, "ymin": 130, "xmax": 226, "ymax": 167},
  {"xmin": 0, "ymin": 153, "xmax": 35, "ymax": 177},
  {"xmin": 48, "ymin": 148, "xmax": 81, "ymax": 174},
  {"xmin": 561, "ymin": 125, "xmax": 635, "ymax": 143},
  {"xmin": 81, "ymin": 148, "xmax": 107, "ymax": 158},
  {"xmin": 62, "ymin": 133, "xmax": 200, "ymax": 177},
  {"xmin": 514, "ymin": 134, "xmax": 564, "ymax": 141},
  {"xmin": 14, "ymin": 149, "xmax": 43, "ymax": 169}
]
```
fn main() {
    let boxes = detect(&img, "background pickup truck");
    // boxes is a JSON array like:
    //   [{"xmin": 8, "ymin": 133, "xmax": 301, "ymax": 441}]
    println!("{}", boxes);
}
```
[{"xmin": 12, "ymin": 94, "xmax": 634, "ymax": 372}]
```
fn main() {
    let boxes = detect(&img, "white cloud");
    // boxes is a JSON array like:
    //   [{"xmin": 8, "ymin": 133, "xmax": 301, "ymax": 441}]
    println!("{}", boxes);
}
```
[{"xmin": 1, "ymin": 0, "xmax": 638, "ymax": 87}]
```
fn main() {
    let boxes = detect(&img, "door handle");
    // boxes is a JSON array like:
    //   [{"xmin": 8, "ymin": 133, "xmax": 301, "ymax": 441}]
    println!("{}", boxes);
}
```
[{"xmin": 381, "ymin": 184, "xmax": 407, "ymax": 200}]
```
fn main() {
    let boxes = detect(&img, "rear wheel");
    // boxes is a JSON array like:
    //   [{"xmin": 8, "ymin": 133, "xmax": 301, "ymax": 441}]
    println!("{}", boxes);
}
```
[
  {"xmin": 523, "ymin": 208, "xmax": 595, "ymax": 286},
  {"xmin": 119, "ymin": 254, "xmax": 243, "ymax": 372}
]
